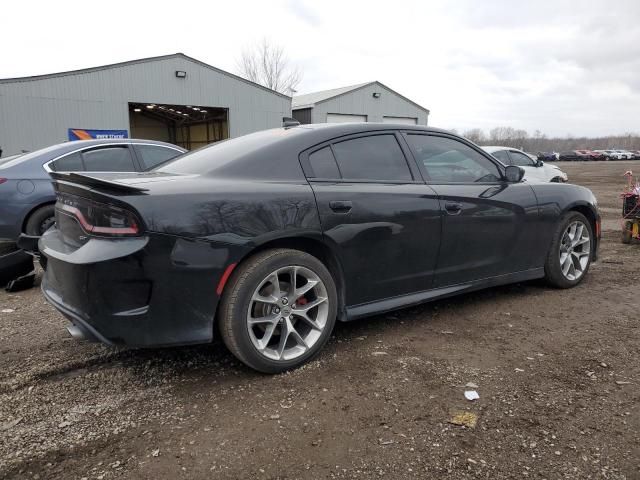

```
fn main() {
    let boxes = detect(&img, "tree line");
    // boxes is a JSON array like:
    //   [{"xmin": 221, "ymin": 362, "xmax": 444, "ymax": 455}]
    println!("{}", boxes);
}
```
[{"xmin": 455, "ymin": 127, "xmax": 640, "ymax": 152}]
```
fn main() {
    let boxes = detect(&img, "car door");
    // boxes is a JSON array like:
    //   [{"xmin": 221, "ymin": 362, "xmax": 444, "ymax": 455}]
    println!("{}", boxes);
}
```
[
  {"xmin": 403, "ymin": 133, "xmax": 540, "ymax": 288},
  {"xmin": 301, "ymin": 131, "xmax": 442, "ymax": 307}
]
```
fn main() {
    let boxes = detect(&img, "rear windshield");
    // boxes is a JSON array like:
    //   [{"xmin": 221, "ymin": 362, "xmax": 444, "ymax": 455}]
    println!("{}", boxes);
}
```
[{"xmin": 157, "ymin": 128, "xmax": 298, "ymax": 175}]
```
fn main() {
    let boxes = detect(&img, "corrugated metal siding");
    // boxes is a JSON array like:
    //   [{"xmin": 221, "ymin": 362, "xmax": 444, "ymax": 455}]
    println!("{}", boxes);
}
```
[
  {"xmin": 310, "ymin": 83, "xmax": 428, "ymax": 126},
  {"xmin": 0, "ymin": 56, "xmax": 291, "ymax": 155}
]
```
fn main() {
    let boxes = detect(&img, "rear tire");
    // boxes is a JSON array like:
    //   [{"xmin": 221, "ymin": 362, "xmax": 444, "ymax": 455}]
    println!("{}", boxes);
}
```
[
  {"xmin": 25, "ymin": 205, "xmax": 55, "ymax": 236},
  {"xmin": 545, "ymin": 212, "xmax": 593, "ymax": 288},
  {"xmin": 218, "ymin": 248, "xmax": 338, "ymax": 374}
]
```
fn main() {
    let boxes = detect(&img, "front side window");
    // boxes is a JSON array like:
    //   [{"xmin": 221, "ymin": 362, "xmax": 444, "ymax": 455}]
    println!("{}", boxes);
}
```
[
  {"xmin": 82, "ymin": 146, "xmax": 136, "ymax": 172},
  {"xmin": 136, "ymin": 145, "xmax": 183, "ymax": 170},
  {"xmin": 509, "ymin": 151, "xmax": 535, "ymax": 167},
  {"xmin": 331, "ymin": 134, "xmax": 412, "ymax": 182},
  {"xmin": 407, "ymin": 135, "xmax": 501, "ymax": 183}
]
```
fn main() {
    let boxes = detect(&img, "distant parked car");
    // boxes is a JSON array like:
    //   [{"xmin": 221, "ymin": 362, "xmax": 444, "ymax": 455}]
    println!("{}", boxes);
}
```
[
  {"xmin": 598, "ymin": 149, "xmax": 629, "ymax": 160},
  {"xmin": 537, "ymin": 152, "xmax": 558, "ymax": 162},
  {"xmin": 613, "ymin": 150, "xmax": 635, "ymax": 159},
  {"xmin": 0, "ymin": 139, "xmax": 186, "ymax": 243},
  {"xmin": 483, "ymin": 146, "xmax": 568, "ymax": 182},
  {"xmin": 559, "ymin": 151, "xmax": 591, "ymax": 161},
  {"xmin": 593, "ymin": 150, "xmax": 614, "ymax": 160},
  {"xmin": 574, "ymin": 150, "xmax": 605, "ymax": 161}
]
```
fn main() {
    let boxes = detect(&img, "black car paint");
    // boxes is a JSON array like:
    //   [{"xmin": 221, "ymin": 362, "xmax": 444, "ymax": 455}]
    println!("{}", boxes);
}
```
[{"xmin": 39, "ymin": 124, "xmax": 600, "ymax": 347}]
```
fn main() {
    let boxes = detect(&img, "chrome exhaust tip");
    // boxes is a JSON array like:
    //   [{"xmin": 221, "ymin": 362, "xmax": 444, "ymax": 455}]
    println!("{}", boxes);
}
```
[{"xmin": 66, "ymin": 324, "xmax": 86, "ymax": 340}]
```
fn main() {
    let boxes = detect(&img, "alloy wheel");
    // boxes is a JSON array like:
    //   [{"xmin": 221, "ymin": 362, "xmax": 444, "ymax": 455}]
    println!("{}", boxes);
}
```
[
  {"xmin": 559, "ymin": 220, "xmax": 591, "ymax": 281},
  {"xmin": 247, "ymin": 265, "xmax": 329, "ymax": 361}
]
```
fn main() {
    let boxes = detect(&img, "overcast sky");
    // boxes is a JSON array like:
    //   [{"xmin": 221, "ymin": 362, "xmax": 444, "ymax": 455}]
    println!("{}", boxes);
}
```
[{"xmin": 3, "ymin": 0, "xmax": 638, "ymax": 137}]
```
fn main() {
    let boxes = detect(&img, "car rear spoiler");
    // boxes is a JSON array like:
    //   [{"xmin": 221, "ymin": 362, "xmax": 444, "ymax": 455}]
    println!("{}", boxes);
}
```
[{"xmin": 49, "ymin": 172, "xmax": 149, "ymax": 193}]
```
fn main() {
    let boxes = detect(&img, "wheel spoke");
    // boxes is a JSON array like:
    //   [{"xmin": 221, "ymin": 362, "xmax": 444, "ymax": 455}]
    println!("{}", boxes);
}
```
[
  {"xmin": 288, "ymin": 324, "xmax": 308, "ymax": 349},
  {"xmin": 572, "ymin": 224, "xmax": 585, "ymax": 247},
  {"xmin": 293, "ymin": 311, "xmax": 322, "ymax": 331},
  {"xmin": 295, "ymin": 279, "xmax": 318, "ymax": 297},
  {"xmin": 574, "ymin": 236, "xmax": 589, "ymax": 247},
  {"xmin": 251, "ymin": 292, "xmax": 279, "ymax": 305},
  {"xmin": 561, "ymin": 254, "xmax": 572, "ymax": 275},
  {"xmin": 248, "ymin": 313, "xmax": 279, "ymax": 325},
  {"xmin": 257, "ymin": 322, "xmax": 278, "ymax": 350},
  {"xmin": 276, "ymin": 318, "xmax": 292, "ymax": 359},
  {"xmin": 269, "ymin": 272, "xmax": 282, "ymax": 298},
  {"xmin": 288, "ymin": 266, "xmax": 298, "ymax": 294},
  {"xmin": 295, "ymin": 296, "xmax": 327, "ymax": 312}
]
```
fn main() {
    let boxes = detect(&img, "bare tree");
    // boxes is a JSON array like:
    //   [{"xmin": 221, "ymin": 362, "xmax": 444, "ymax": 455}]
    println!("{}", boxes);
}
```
[
  {"xmin": 463, "ymin": 128, "xmax": 486, "ymax": 144},
  {"xmin": 454, "ymin": 125, "xmax": 640, "ymax": 152},
  {"xmin": 237, "ymin": 38, "xmax": 302, "ymax": 95}
]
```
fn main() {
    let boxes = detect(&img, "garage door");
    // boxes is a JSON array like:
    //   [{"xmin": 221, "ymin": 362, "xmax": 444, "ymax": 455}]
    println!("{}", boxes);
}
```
[
  {"xmin": 326, "ymin": 113, "xmax": 367, "ymax": 123},
  {"xmin": 383, "ymin": 116, "xmax": 418, "ymax": 125}
]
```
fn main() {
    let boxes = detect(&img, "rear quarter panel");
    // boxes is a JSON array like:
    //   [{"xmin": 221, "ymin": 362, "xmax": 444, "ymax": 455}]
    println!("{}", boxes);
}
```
[{"xmin": 0, "ymin": 179, "xmax": 55, "ymax": 240}]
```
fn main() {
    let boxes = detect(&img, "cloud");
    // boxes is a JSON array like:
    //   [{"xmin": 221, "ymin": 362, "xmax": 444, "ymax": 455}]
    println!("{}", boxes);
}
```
[
  {"xmin": 0, "ymin": 0, "xmax": 637, "ymax": 137},
  {"xmin": 285, "ymin": 0, "xmax": 322, "ymax": 27}
]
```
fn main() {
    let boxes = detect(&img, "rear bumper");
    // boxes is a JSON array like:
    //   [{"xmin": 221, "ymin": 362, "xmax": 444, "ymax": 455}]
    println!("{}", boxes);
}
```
[{"xmin": 40, "ymin": 227, "xmax": 244, "ymax": 347}]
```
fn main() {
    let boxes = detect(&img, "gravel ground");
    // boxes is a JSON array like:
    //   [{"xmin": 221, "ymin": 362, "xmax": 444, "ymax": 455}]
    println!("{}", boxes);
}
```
[{"xmin": 1, "ymin": 161, "xmax": 639, "ymax": 479}]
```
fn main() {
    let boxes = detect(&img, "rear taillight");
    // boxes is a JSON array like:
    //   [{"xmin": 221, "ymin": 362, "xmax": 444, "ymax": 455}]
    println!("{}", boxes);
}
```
[
  {"xmin": 56, "ymin": 194, "xmax": 142, "ymax": 237},
  {"xmin": 0, "ymin": 178, "xmax": 7, "ymax": 185}
]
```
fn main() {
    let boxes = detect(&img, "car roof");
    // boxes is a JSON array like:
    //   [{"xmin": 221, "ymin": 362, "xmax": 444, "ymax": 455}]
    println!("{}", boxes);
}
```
[
  {"xmin": 482, "ymin": 146, "xmax": 520, "ymax": 153},
  {"xmin": 289, "ymin": 122, "xmax": 453, "ymax": 136},
  {"xmin": 0, "ymin": 138, "xmax": 185, "ymax": 176}
]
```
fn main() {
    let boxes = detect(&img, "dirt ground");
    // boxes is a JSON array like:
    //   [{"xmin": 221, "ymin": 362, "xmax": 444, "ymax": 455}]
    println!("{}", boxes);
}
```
[{"xmin": 1, "ymin": 161, "xmax": 639, "ymax": 480}]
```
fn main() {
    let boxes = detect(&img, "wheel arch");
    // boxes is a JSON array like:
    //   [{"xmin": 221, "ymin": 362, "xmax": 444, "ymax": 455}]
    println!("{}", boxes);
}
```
[
  {"xmin": 226, "ymin": 235, "xmax": 348, "ymax": 321},
  {"xmin": 565, "ymin": 203, "xmax": 599, "ymax": 259}
]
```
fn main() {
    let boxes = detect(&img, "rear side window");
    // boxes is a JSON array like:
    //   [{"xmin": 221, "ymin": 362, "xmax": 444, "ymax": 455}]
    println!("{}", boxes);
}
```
[
  {"xmin": 331, "ymin": 135, "xmax": 412, "ymax": 181},
  {"xmin": 51, "ymin": 151, "xmax": 84, "ymax": 171},
  {"xmin": 82, "ymin": 147, "xmax": 136, "ymax": 172},
  {"xmin": 308, "ymin": 146, "xmax": 340, "ymax": 178},
  {"xmin": 136, "ymin": 145, "xmax": 182, "ymax": 170},
  {"xmin": 407, "ymin": 135, "xmax": 501, "ymax": 183}
]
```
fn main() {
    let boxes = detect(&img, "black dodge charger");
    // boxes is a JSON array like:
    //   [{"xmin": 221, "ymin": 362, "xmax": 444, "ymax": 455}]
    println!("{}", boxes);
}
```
[{"xmin": 39, "ymin": 124, "xmax": 600, "ymax": 373}]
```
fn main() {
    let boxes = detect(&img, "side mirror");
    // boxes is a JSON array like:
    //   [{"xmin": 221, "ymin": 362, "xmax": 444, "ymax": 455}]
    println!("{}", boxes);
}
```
[
  {"xmin": 537, "ymin": 159, "xmax": 544, "ymax": 167},
  {"xmin": 505, "ymin": 165, "xmax": 525, "ymax": 183}
]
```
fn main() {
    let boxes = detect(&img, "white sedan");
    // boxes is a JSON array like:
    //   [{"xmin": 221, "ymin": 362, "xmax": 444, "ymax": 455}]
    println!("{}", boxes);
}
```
[{"xmin": 483, "ymin": 146, "xmax": 568, "ymax": 183}]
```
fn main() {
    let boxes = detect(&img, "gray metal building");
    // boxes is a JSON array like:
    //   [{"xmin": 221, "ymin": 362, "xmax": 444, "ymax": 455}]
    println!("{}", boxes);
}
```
[
  {"xmin": 0, "ymin": 53, "xmax": 291, "ymax": 156},
  {"xmin": 292, "ymin": 81, "xmax": 429, "ymax": 126}
]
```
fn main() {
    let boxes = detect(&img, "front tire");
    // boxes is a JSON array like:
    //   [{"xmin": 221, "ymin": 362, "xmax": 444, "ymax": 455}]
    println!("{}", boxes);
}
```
[
  {"xmin": 545, "ymin": 212, "xmax": 593, "ymax": 288},
  {"xmin": 218, "ymin": 248, "xmax": 338, "ymax": 373}
]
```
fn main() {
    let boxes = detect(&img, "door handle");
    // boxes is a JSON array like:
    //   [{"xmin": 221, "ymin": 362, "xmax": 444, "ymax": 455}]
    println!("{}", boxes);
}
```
[
  {"xmin": 444, "ymin": 202, "xmax": 463, "ymax": 215},
  {"xmin": 329, "ymin": 200, "xmax": 353, "ymax": 213}
]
